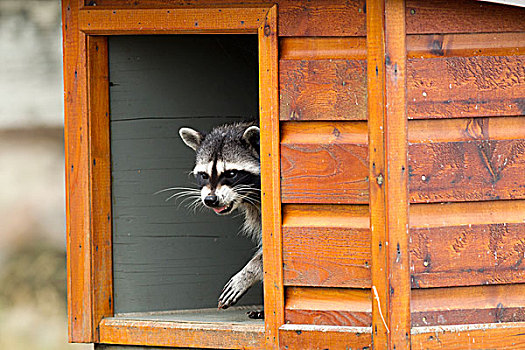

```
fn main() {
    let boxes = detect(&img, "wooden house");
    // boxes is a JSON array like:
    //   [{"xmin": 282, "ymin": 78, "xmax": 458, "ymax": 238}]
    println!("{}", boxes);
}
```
[{"xmin": 62, "ymin": 0, "xmax": 525, "ymax": 349}]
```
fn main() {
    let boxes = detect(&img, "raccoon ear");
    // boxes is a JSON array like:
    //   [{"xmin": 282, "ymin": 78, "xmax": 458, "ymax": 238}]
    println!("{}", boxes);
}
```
[
  {"xmin": 242, "ymin": 125, "xmax": 260, "ymax": 151},
  {"xmin": 179, "ymin": 127, "xmax": 203, "ymax": 151}
]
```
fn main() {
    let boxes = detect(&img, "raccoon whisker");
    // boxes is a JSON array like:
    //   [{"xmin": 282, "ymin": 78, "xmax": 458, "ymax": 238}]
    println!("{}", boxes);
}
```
[{"xmin": 154, "ymin": 187, "xmax": 202, "ymax": 195}]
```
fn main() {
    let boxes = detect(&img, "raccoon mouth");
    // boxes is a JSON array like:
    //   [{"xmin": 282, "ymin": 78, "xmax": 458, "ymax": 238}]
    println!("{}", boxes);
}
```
[{"xmin": 212, "ymin": 202, "xmax": 234, "ymax": 214}]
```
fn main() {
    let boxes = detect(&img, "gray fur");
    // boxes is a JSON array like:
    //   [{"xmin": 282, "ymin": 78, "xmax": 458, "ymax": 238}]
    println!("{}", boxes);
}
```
[{"xmin": 179, "ymin": 122, "xmax": 262, "ymax": 311}]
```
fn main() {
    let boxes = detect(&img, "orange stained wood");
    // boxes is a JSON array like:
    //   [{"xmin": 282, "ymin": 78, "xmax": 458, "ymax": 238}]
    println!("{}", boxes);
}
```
[
  {"xmin": 78, "ymin": 7, "xmax": 270, "ymax": 34},
  {"xmin": 87, "ymin": 36, "xmax": 113, "ymax": 341},
  {"xmin": 98, "ymin": 318, "xmax": 264, "ymax": 349},
  {"xmin": 282, "ymin": 205, "xmax": 371, "ymax": 288},
  {"xmin": 81, "ymin": 0, "xmax": 368, "ymax": 37},
  {"xmin": 280, "ymin": 122, "xmax": 369, "ymax": 204},
  {"xmin": 280, "ymin": 37, "xmax": 367, "ymax": 60},
  {"xmin": 258, "ymin": 6, "xmax": 283, "ymax": 350},
  {"xmin": 366, "ymin": 0, "xmax": 389, "ymax": 347},
  {"xmin": 411, "ymin": 322, "xmax": 525, "ymax": 349},
  {"xmin": 412, "ymin": 284, "xmax": 525, "ymax": 326},
  {"xmin": 279, "ymin": 324, "xmax": 372, "ymax": 350},
  {"xmin": 384, "ymin": 0, "xmax": 411, "ymax": 348},
  {"xmin": 406, "ymin": 0, "xmax": 525, "ymax": 34},
  {"xmin": 279, "ymin": 59, "xmax": 368, "ymax": 121},
  {"xmin": 63, "ymin": 0, "xmax": 92, "ymax": 342},
  {"xmin": 285, "ymin": 287, "xmax": 372, "ymax": 327}
]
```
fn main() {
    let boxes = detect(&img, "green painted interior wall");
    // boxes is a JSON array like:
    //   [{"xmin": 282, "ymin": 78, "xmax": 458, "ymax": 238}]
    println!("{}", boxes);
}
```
[{"xmin": 109, "ymin": 35, "xmax": 262, "ymax": 313}]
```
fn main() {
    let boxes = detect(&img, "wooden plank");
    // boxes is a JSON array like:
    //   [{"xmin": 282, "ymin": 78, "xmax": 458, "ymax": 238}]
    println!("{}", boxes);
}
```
[
  {"xmin": 279, "ymin": 324, "xmax": 372, "ymax": 350},
  {"xmin": 411, "ymin": 322, "xmax": 525, "ymax": 349},
  {"xmin": 366, "ymin": 0, "xmax": 389, "ymax": 346},
  {"xmin": 412, "ymin": 284, "xmax": 525, "ymax": 326},
  {"xmin": 280, "ymin": 37, "xmax": 367, "ymax": 60},
  {"xmin": 82, "ymin": 0, "xmax": 367, "ymax": 37},
  {"xmin": 410, "ymin": 201, "xmax": 525, "ymax": 288},
  {"xmin": 99, "ymin": 318, "xmax": 264, "ymax": 349},
  {"xmin": 407, "ymin": 32, "xmax": 525, "ymax": 59},
  {"xmin": 278, "ymin": 0, "xmax": 366, "ymax": 37},
  {"xmin": 406, "ymin": 0, "xmax": 525, "ymax": 34},
  {"xmin": 383, "ymin": 0, "xmax": 410, "ymax": 348},
  {"xmin": 285, "ymin": 287, "xmax": 372, "ymax": 327},
  {"xmin": 282, "ymin": 205, "xmax": 371, "ymax": 288},
  {"xmin": 258, "ymin": 6, "xmax": 283, "ymax": 350},
  {"xmin": 78, "ymin": 7, "xmax": 270, "ymax": 34},
  {"xmin": 87, "ymin": 36, "xmax": 113, "ymax": 342},
  {"xmin": 409, "ymin": 138, "xmax": 525, "ymax": 203},
  {"xmin": 63, "ymin": 0, "xmax": 94, "ymax": 343},
  {"xmin": 280, "ymin": 122, "xmax": 369, "ymax": 204},
  {"xmin": 279, "ymin": 60, "xmax": 367, "ymax": 121},
  {"xmin": 407, "ymin": 55, "xmax": 525, "ymax": 119}
]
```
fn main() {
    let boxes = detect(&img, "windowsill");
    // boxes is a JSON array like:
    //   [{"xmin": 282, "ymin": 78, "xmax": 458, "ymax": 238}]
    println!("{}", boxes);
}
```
[{"xmin": 98, "ymin": 305, "xmax": 265, "ymax": 349}]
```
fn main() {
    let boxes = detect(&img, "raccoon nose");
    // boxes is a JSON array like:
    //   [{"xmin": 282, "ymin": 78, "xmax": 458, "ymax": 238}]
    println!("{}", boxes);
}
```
[{"xmin": 204, "ymin": 195, "xmax": 219, "ymax": 207}]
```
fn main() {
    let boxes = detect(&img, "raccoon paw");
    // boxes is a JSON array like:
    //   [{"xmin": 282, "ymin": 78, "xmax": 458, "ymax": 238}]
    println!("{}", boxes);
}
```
[
  {"xmin": 217, "ymin": 274, "xmax": 250, "ymax": 309},
  {"xmin": 247, "ymin": 309, "xmax": 264, "ymax": 319}
]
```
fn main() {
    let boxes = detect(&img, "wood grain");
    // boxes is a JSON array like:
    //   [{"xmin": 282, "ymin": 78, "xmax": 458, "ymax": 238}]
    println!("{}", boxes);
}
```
[
  {"xmin": 412, "ymin": 322, "xmax": 525, "ymax": 349},
  {"xmin": 282, "ymin": 205, "xmax": 371, "ymax": 288},
  {"xmin": 63, "ymin": 0, "xmax": 93, "ymax": 342},
  {"xmin": 79, "ymin": 7, "xmax": 270, "ymax": 34},
  {"xmin": 280, "ymin": 37, "xmax": 367, "ymax": 60},
  {"xmin": 407, "ymin": 55, "xmax": 525, "ymax": 119},
  {"xmin": 280, "ymin": 118, "xmax": 525, "ymax": 204},
  {"xmin": 82, "ymin": 0, "xmax": 367, "ymax": 37},
  {"xmin": 258, "ymin": 7, "xmax": 283, "ymax": 350},
  {"xmin": 410, "ymin": 201, "xmax": 525, "ymax": 288},
  {"xmin": 406, "ymin": 0, "xmax": 525, "ymax": 34},
  {"xmin": 279, "ymin": 60, "xmax": 367, "ymax": 121},
  {"xmin": 412, "ymin": 284, "xmax": 525, "ymax": 326},
  {"xmin": 384, "ymin": 0, "xmax": 411, "ymax": 348},
  {"xmin": 280, "ymin": 122, "xmax": 369, "ymax": 204},
  {"xmin": 366, "ymin": 0, "xmax": 389, "ymax": 346},
  {"xmin": 279, "ymin": 324, "xmax": 372, "ymax": 350},
  {"xmin": 407, "ymin": 32, "xmax": 525, "ymax": 59},
  {"xmin": 285, "ymin": 287, "xmax": 372, "ymax": 327},
  {"xmin": 87, "ymin": 36, "xmax": 113, "ymax": 342},
  {"xmin": 99, "ymin": 318, "xmax": 264, "ymax": 349}
]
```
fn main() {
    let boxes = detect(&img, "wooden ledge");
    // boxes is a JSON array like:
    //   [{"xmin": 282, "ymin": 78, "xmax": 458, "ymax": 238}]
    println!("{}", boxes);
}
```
[{"xmin": 99, "ymin": 307, "xmax": 264, "ymax": 349}]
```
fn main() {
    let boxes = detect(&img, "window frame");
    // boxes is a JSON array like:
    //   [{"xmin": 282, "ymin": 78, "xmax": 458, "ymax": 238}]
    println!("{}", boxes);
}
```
[{"xmin": 63, "ymin": 2, "xmax": 281, "ymax": 349}]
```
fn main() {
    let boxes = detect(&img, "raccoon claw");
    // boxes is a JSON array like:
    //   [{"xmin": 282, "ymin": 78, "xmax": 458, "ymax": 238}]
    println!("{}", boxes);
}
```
[
  {"xmin": 218, "ymin": 274, "xmax": 249, "ymax": 309},
  {"xmin": 247, "ymin": 310, "xmax": 264, "ymax": 319}
]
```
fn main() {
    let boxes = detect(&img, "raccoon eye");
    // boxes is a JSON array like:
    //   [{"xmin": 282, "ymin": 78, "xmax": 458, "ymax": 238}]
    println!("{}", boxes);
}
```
[
  {"xmin": 198, "ymin": 172, "xmax": 209, "ymax": 180},
  {"xmin": 224, "ymin": 170, "xmax": 238, "ymax": 178}
]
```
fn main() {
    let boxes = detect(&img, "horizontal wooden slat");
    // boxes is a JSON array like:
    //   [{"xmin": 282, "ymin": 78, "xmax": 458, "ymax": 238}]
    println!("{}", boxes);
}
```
[
  {"xmin": 281, "ymin": 122, "xmax": 368, "ymax": 204},
  {"xmin": 407, "ymin": 32, "xmax": 525, "ymax": 58},
  {"xmin": 406, "ymin": 0, "xmax": 525, "ymax": 34},
  {"xmin": 285, "ymin": 287, "xmax": 371, "ymax": 327},
  {"xmin": 410, "ymin": 201, "xmax": 525, "ymax": 288},
  {"xmin": 282, "ymin": 205, "xmax": 370, "ymax": 288},
  {"xmin": 280, "ymin": 33, "xmax": 525, "ymax": 61},
  {"xmin": 279, "ymin": 60, "xmax": 367, "ymax": 121},
  {"xmin": 82, "ymin": 0, "xmax": 367, "ymax": 37},
  {"xmin": 99, "ymin": 318, "xmax": 264, "ymax": 349},
  {"xmin": 78, "ymin": 7, "xmax": 270, "ymax": 34},
  {"xmin": 278, "ymin": 0, "xmax": 366, "ymax": 37},
  {"xmin": 407, "ymin": 55, "xmax": 525, "ymax": 119},
  {"xmin": 280, "ymin": 37, "xmax": 367, "ymax": 60},
  {"xmin": 412, "ymin": 284, "xmax": 525, "ymax": 326},
  {"xmin": 280, "ymin": 55, "xmax": 525, "ymax": 121},
  {"xmin": 279, "ymin": 324, "xmax": 371, "ymax": 350},
  {"xmin": 281, "ymin": 119, "xmax": 525, "ymax": 204},
  {"xmin": 412, "ymin": 322, "xmax": 525, "ymax": 349}
]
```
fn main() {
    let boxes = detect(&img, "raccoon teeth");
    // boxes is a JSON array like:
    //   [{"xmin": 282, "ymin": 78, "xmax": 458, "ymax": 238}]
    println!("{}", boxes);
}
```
[{"xmin": 213, "ymin": 204, "xmax": 231, "ymax": 214}]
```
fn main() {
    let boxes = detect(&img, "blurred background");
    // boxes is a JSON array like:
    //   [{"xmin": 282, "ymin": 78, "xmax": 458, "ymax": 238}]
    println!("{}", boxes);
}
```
[{"xmin": 0, "ymin": 0, "xmax": 90, "ymax": 348}]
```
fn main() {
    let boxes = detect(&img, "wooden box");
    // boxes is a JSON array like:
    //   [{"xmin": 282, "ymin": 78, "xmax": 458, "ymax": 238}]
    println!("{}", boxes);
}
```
[{"xmin": 63, "ymin": 0, "xmax": 525, "ymax": 349}]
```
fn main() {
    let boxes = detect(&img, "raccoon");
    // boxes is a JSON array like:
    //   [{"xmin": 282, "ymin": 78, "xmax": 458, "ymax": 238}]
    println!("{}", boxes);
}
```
[{"xmin": 179, "ymin": 122, "xmax": 263, "ymax": 316}]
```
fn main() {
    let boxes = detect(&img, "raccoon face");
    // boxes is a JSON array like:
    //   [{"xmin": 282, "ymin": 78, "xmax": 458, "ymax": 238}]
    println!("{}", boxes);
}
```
[{"xmin": 179, "ymin": 123, "xmax": 261, "ymax": 215}]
